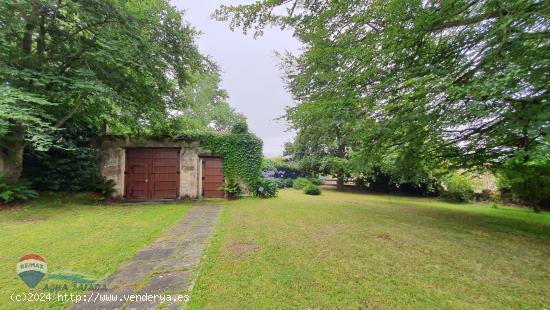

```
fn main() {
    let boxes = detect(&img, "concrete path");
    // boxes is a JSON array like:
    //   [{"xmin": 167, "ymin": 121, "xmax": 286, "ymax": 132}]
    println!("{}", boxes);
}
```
[{"xmin": 71, "ymin": 203, "xmax": 222, "ymax": 310}]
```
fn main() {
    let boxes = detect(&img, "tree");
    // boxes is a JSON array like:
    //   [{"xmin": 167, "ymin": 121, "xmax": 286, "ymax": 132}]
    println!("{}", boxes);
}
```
[
  {"xmin": 215, "ymin": 0, "xmax": 550, "ymax": 210},
  {"xmin": 497, "ymin": 154, "xmax": 550, "ymax": 213},
  {"xmin": 0, "ymin": 0, "xmax": 205, "ymax": 180},
  {"xmin": 166, "ymin": 67, "xmax": 246, "ymax": 135}
]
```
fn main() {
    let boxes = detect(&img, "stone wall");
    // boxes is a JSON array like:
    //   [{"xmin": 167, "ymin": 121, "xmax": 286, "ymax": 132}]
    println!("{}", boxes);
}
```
[{"xmin": 98, "ymin": 136, "xmax": 214, "ymax": 199}]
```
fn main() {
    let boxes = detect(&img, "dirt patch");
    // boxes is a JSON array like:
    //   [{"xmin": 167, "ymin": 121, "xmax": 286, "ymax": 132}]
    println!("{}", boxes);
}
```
[
  {"xmin": 227, "ymin": 241, "xmax": 261, "ymax": 256},
  {"xmin": 375, "ymin": 233, "xmax": 391, "ymax": 241}
]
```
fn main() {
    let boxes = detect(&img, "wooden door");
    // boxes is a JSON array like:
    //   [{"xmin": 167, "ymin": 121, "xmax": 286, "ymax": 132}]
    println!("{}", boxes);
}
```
[
  {"xmin": 125, "ymin": 148, "xmax": 180, "ymax": 200},
  {"xmin": 202, "ymin": 157, "xmax": 224, "ymax": 198}
]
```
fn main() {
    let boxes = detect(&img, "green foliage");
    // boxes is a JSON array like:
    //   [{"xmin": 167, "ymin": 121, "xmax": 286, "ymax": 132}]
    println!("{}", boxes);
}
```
[
  {"xmin": 358, "ymin": 167, "xmax": 440, "ymax": 196},
  {"xmin": 215, "ymin": 0, "xmax": 550, "ymax": 197},
  {"xmin": 23, "ymin": 149, "xmax": 99, "ymax": 192},
  {"xmin": 308, "ymin": 177, "xmax": 322, "ymax": 186},
  {"xmin": 94, "ymin": 177, "xmax": 117, "ymax": 200},
  {"xmin": 497, "ymin": 156, "xmax": 550, "ymax": 212},
  {"xmin": 262, "ymin": 157, "xmax": 302, "ymax": 179},
  {"xmin": 293, "ymin": 177, "xmax": 311, "ymax": 190},
  {"xmin": 303, "ymin": 184, "xmax": 321, "ymax": 196},
  {"xmin": 355, "ymin": 176, "xmax": 368, "ymax": 190},
  {"xmin": 231, "ymin": 121, "xmax": 249, "ymax": 134},
  {"xmin": 200, "ymin": 131, "xmax": 263, "ymax": 191},
  {"xmin": 0, "ymin": 175, "xmax": 38, "ymax": 204},
  {"xmin": 158, "ymin": 69, "xmax": 246, "ymax": 135},
  {"xmin": 255, "ymin": 179, "xmax": 279, "ymax": 198},
  {"xmin": 0, "ymin": 0, "xmax": 213, "ymax": 180},
  {"xmin": 442, "ymin": 173, "xmax": 475, "ymax": 203},
  {"xmin": 271, "ymin": 178, "xmax": 294, "ymax": 189},
  {"xmin": 221, "ymin": 179, "xmax": 242, "ymax": 198}
]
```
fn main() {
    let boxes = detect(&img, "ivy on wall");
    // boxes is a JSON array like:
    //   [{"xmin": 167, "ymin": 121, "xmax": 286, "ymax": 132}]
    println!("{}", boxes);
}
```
[{"xmin": 201, "ymin": 132, "xmax": 263, "ymax": 191}]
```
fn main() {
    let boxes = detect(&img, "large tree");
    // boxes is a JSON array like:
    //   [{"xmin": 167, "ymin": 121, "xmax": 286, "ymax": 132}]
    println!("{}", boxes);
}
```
[
  {"xmin": 168, "ymin": 66, "xmax": 247, "ymax": 134},
  {"xmin": 0, "ymin": 0, "xmax": 206, "ymax": 180},
  {"xmin": 216, "ymin": 0, "xmax": 550, "ymax": 206}
]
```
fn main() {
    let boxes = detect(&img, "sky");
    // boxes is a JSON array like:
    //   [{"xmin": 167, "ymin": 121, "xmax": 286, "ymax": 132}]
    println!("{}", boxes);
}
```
[{"xmin": 172, "ymin": 0, "xmax": 302, "ymax": 157}]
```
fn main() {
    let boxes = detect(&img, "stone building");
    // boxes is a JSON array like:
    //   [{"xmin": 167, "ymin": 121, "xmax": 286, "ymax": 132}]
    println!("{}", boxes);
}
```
[{"xmin": 99, "ymin": 136, "xmax": 224, "ymax": 201}]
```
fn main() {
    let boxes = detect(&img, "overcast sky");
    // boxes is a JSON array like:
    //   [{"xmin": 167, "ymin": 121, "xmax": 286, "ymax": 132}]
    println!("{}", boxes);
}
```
[{"xmin": 172, "ymin": 0, "xmax": 301, "ymax": 157}]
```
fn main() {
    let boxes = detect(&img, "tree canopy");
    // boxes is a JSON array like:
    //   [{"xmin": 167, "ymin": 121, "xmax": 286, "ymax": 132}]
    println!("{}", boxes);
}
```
[
  {"xmin": 216, "ymin": 0, "xmax": 550, "ymax": 208},
  {"xmin": 0, "ymin": 0, "xmax": 244, "ymax": 179}
]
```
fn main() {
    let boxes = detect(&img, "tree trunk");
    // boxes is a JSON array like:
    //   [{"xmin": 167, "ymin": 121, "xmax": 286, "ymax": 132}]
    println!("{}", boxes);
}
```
[
  {"xmin": 22, "ymin": 1, "xmax": 41, "ymax": 54},
  {"xmin": 336, "ymin": 172, "xmax": 344, "ymax": 191},
  {"xmin": 0, "ymin": 125, "xmax": 26, "ymax": 182}
]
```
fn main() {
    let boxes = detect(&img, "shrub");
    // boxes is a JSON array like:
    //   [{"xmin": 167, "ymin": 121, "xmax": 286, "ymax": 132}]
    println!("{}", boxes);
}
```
[
  {"xmin": 23, "ymin": 147, "xmax": 101, "ymax": 192},
  {"xmin": 283, "ymin": 178, "xmax": 294, "ymax": 188},
  {"xmin": 303, "ymin": 184, "xmax": 321, "ymax": 195},
  {"xmin": 256, "ymin": 178, "xmax": 278, "ymax": 198},
  {"xmin": 272, "ymin": 178, "xmax": 294, "ymax": 189},
  {"xmin": 221, "ymin": 179, "xmax": 242, "ymax": 199},
  {"xmin": 308, "ymin": 177, "xmax": 323, "ymax": 185},
  {"xmin": 22, "ymin": 123, "xmax": 102, "ymax": 192},
  {"xmin": 0, "ymin": 176, "xmax": 38, "ymax": 204},
  {"xmin": 442, "ymin": 173, "xmax": 475, "ymax": 202},
  {"xmin": 231, "ymin": 121, "xmax": 249, "ymax": 133},
  {"xmin": 94, "ymin": 177, "xmax": 117, "ymax": 200},
  {"xmin": 293, "ymin": 177, "xmax": 311, "ymax": 190},
  {"xmin": 355, "ymin": 176, "xmax": 368, "ymax": 190},
  {"xmin": 497, "ymin": 158, "xmax": 550, "ymax": 212}
]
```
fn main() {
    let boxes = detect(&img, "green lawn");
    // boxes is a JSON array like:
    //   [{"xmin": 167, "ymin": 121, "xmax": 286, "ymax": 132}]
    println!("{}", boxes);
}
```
[
  {"xmin": 0, "ymin": 193, "xmax": 190, "ymax": 310},
  {"xmin": 190, "ymin": 187, "xmax": 550, "ymax": 309}
]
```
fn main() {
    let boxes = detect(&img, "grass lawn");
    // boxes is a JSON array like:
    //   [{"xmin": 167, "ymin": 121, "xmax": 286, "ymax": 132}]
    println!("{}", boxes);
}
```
[
  {"xmin": 190, "ymin": 187, "xmax": 550, "ymax": 309},
  {"xmin": 0, "ymin": 193, "xmax": 190, "ymax": 310}
]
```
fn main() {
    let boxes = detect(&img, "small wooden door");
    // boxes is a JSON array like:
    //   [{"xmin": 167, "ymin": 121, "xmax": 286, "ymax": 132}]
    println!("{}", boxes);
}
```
[
  {"xmin": 125, "ymin": 148, "xmax": 180, "ymax": 200},
  {"xmin": 202, "ymin": 157, "xmax": 224, "ymax": 198}
]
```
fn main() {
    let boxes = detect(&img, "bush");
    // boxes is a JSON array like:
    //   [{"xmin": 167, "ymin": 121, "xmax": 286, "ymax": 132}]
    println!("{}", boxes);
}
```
[
  {"xmin": 272, "ymin": 178, "xmax": 294, "ymax": 189},
  {"xmin": 0, "ymin": 176, "xmax": 38, "ymax": 204},
  {"xmin": 497, "ymin": 158, "xmax": 550, "ymax": 212},
  {"xmin": 256, "ymin": 178, "xmax": 278, "ymax": 198},
  {"xmin": 303, "ymin": 184, "xmax": 321, "ymax": 195},
  {"xmin": 308, "ymin": 177, "xmax": 323, "ymax": 185},
  {"xmin": 231, "ymin": 121, "xmax": 249, "ymax": 133},
  {"xmin": 221, "ymin": 179, "xmax": 242, "ymax": 199},
  {"xmin": 442, "ymin": 173, "xmax": 475, "ymax": 202},
  {"xmin": 93, "ymin": 177, "xmax": 116, "ymax": 200},
  {"xmin": 355, "ymin": 176, "xmax": 368, "ymax": 190},
  {"xmin": 293, "ymin": 177, "xmax": 311, "ymax": 190},
  {"xmin": 283, "ymin": 178, "xmax": 294, "ymax": 188},
  {"xmin": 22, "ymin": 123, "xmax": 102, "ymax": 192}
]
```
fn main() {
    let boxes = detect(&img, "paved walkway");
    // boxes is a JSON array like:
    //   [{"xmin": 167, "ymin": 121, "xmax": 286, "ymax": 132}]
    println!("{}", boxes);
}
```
[{"xmin": 71, "ymin": 203, "xmax": 222, "ymax": 310}]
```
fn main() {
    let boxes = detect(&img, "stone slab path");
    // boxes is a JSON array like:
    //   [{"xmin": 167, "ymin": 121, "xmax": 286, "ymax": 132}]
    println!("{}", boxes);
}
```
[{"xmin": 71, "ymin": 203, "xmax": 222, "ymax": 310}]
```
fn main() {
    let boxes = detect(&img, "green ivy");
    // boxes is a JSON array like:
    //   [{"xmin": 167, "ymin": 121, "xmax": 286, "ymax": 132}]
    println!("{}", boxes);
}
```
[{"xmin": 198, "ymin": 132, "xmax": 263, "ymax": 191}]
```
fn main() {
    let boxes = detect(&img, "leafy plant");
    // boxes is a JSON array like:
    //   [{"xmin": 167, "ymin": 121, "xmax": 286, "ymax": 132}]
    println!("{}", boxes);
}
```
[
  {"xmin": 308, "ymin": 177, "xmax": 323, "ymax": 186},
  {"xmin": 94, "ymin": 177, "xmax": 117, "ymax": 201},
  {"xmin": 231, "ymin": 121, "xmax": 249, "ymax": 133},
  {"xmin": 303, "ymin": 184, "xmax": 321, "ymax": 195},
  {"xmin": 23, "ymin": 132, "xmax": 100, "ymax": 192},
  {"xmin": 255, "ymin": 179, "xmax": 278, "ymax": 198},
  {"xmin": 271, "ymin": 178, "xmax": 294, "ymax": 189},
  {"xmin": 0, "ymin": 175, "xmax": 38, "ymax": 204},
  {"xmin": 497, "ymin": 156, "xmax": 550, "ymax": 212},
  {"xmin": 214, "ymin": 0, "xmax": 550, "ymax": 202},
  {"xmin": 201, "ymin": 131, "xmax": 263, "ymax": 193},
  {"xmin": 355, "ymin": 176, "xmax": 368, "ymax": 190},
  {"xmin": 0, "ymin": 0, "xmax": 209, "ymax": 181},
  {"xmin": 442, "ymin": 173, "xmax": 475, "ymax": 202},
  {"xmin": 221, "ymin": 179, "xmax": 242, "ymax": 199},
  {"xmin": 292, "ymin": 177, "xmax": 311, "ymax": 190}
]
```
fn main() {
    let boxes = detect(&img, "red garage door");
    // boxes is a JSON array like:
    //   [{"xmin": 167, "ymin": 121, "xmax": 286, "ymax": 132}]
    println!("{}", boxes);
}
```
[
  {"xmin": 202, "ymin": 157, "xmax": 224, "ymax": 198},
  {"xmin": 125, "ymin": 148, "xmax": 180, "ymax": 200}
]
